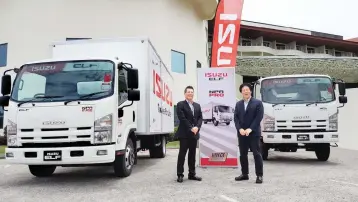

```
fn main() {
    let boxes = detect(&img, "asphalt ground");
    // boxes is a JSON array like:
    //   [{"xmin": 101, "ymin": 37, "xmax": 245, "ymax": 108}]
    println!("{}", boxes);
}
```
[{"xmin": 1, "ymin": 147, "xmax": 358, "ymax": 202}]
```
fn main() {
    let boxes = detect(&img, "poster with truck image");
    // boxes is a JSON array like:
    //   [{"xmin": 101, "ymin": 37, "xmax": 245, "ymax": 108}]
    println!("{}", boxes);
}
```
[{"xmin": 197, "ymin": 67, "xmax": 238, "ymax": 167}]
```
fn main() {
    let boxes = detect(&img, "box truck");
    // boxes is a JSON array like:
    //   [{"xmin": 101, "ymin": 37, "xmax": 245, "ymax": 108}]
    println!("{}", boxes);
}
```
[
  {"xmin": 0, "ymin": 37, "xmax": 174, "ymax": 177},
  {"xmin": 253, "ymin": 74, "xmax": 347, "ymax": 161},
  {"xmin": 202, "ymin": 102, "xmax": 234, "ymax": 126}
]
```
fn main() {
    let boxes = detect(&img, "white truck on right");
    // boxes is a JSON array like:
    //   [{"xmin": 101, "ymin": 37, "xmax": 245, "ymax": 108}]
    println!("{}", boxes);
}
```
[{"xmin": 253, "ymin": 74, "xmax": 347, "ymax": 161}]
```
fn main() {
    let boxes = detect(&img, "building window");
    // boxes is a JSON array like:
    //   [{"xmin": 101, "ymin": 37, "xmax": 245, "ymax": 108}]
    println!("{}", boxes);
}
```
[
  {"xmin": 335, "ymin": 52, "xmax": 342, "ymax": 57},
  {"xmin": 197, "ymin": 60, "xmax": 201, "ymax": 68},
  {"xmin": 276, "ymin": 44, "xmax": 286, "ymax": 50},
  {"xmin": 263, "ymin": 41, "xmax": 271, "ymax": 47},
  {"xmin": 66, "ymin": 38, "xmax": 92, "ymax": 41},
  {"xmin": 0, "ymin": 43, "xmax": 8, "ymax": 67},
  {"xmin": 171, "ymin": 50, "xmax": 186, "ymax": 74},
  {"xmin": 242, "ymin": 39, "xmax": 251, "ymax": 46},
  {"xmin": 307, "ymin": 47, "xmax": 315, "ymax": 53}
]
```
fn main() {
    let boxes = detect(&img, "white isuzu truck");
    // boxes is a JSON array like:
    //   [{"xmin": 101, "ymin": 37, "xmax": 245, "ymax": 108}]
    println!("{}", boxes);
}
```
[
  {"xmin": 0, "ymin": 37, "xmax": 174, "ymax": 177},
  {"xmin": 202, "ymin": 102, "xmax": 234, "ymax": 126},
  {"xmin": 253, "ymin": 74, "xmax": 347, "ymax": 161}
]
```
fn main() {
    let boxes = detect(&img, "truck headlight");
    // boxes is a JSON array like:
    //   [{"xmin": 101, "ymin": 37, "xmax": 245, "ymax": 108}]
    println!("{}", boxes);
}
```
[
  {"xmin": 263, "ymin": 114, "xmax": 275, "ymax": 131},
  {"xmin": 94, "ymin": 114, "xmax": 113, "ymax": 144},
  {"xmin": 329, "ymin": 112, "xmax": 338, "ymax": 131},
  {"xmin": 7, "ymin": 120, "xmax": 17, "ymax": 146}
]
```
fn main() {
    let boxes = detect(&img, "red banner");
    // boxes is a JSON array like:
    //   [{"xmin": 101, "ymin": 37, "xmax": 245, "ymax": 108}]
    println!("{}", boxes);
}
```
[{"xmin": 210, "ymin": 0, "xmax": 244, "ymax": 68}]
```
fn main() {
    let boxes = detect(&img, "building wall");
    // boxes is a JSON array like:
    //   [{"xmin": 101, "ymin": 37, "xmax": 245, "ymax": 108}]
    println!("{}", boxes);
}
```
[{"xmin": 0, "ymin": 0, "xmax": 210, "ymax": 104}]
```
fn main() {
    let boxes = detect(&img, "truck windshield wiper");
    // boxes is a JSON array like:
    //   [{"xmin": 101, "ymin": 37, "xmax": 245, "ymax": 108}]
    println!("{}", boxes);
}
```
[
  {"xmin": 64, "ymin": 91, "xmax": 107, "ymax": 105},
  {"xmin": 306, "ymin": 102, "xmax": 318, "ymax": 106},
  {"xmin": 18, "ymin": 95, "xmax": 64, "ymax": 107},
  {"xmin": 287, "ymin": 99, "xmax": 304, "ymax": 102},
  {"xmin": 272, "ymin": 103, "xmax": 282, "ymax": 107}
]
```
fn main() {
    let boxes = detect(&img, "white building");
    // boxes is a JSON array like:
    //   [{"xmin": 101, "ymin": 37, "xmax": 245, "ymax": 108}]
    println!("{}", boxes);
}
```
[{"xmin": 0, "ymin": 0, "xmax": 217, "ymax": 103}]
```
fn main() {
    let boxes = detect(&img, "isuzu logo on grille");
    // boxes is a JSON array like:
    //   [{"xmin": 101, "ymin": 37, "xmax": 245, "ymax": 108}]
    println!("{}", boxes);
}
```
[
  {"xmin": 293, "ymin": 116, "xmax": 310, "ymax": 119},
  {"xmin": 43, "ymin": 121, "xmax": 66, "ymax": 125}
]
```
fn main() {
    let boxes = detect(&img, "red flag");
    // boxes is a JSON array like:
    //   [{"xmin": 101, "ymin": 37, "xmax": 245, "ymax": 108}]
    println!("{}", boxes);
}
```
[{"xmin": 210, "ymin": 0, "xmax": 244, "ymax": 68}]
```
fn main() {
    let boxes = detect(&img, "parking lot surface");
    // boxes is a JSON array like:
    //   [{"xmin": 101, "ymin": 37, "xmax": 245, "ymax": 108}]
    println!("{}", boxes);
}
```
[{"xmin": 1, "ymin": 147, "xmax": 358, "ymax": 202}]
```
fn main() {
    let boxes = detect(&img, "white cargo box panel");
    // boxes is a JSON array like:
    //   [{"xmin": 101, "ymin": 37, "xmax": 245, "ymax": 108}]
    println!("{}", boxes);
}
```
[{"xmin": 51, "ymin": 37, "xmax": 174, "ymax": 134}]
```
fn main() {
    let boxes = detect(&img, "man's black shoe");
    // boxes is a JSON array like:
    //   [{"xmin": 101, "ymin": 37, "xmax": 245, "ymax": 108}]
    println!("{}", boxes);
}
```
[
  {"xmin": 177, "ymin": 176, "xmax": 184, "ymax": 183},
  {"xmin": 235, "ymin": 174, "xmax": 249, "ymax": 181},
  {"xmin": 188, "ymin": 175, "xmax": 202, "ymax": 181},
  {"xmin": 256, "ymin": 176, "xmax": 263, "ymax": 184}
]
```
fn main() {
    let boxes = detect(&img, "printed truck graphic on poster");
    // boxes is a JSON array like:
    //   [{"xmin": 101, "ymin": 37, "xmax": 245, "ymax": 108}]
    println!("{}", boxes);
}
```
[{"xmin": 202, "ymin": 102, "xmax": 234, "ymax": 126}]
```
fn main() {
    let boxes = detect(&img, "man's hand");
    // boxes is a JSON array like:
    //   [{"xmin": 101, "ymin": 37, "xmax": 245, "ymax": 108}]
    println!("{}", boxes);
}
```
[
  {"xmin": 239, "ymin": 129, "xmax": 245, "ymax": 136},
  {"xmin": 191, "ymin": 127, "xmax": 199, "ymax": 135},
  {"xmin": 245, "ymin": 128, "xmax": 252, "ymax": 136}
]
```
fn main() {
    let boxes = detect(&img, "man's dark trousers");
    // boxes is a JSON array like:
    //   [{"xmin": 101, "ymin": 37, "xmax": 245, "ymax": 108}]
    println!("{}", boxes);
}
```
[
  {"xmin": 177, "ymin": 137, "xmax": 197, "ymax": 177},
  {"xmin": 239, "ymin": 135, "xmax": 263, "ymax": 176}
]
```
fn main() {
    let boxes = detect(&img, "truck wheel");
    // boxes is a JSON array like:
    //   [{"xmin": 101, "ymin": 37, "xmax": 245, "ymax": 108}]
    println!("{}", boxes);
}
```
[
  {"xmin": 113, "ymin": 138, "xmax": 135, "ymax": 177},
  {"xmin": 225, "ymin": 122, "xmax": 230, "ymax": 125},
  {"xmin": 204, "ymin": 121, "xmax": 207, "ymax": 124},
  {"xmin": 260, "ymin": 141, "xmax": 269, "ymax": 160},
  {"xmin": 150, "ymin": 136, "xmax": 166, "ymax": 158},
  {"xmin": 290, "ymin": 148, "xmax": 297, "ymax": 152},
  {"xmin": 29, "ymin": 165, "xmax": 56, "ymax": 177},
  {"xmin": 213, "ymin": 119, "xmax": 219, "ymax": 126},
  {"xmin": 315, "ymin": 144, "xmax": 330, "ymax": 161}
]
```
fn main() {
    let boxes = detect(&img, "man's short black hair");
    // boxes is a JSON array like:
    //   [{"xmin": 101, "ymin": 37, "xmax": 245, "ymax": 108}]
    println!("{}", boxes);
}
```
[
  {"xmin": 239, "ymin": 83, "xmax": 252, "ymax": 93},
  {"xmin": 184, "ymin": 86, "xmax": 194, "ymax": 93}
]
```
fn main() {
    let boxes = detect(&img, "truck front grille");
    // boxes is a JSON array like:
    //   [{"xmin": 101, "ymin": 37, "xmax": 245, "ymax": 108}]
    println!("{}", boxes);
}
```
[
  {"xmin": 276, "ymin": 119, "xmax": 327, "ymax": 132},
  {"xmin": 18, "ymin": 141, "xmax": 92, "ymax": 148}
]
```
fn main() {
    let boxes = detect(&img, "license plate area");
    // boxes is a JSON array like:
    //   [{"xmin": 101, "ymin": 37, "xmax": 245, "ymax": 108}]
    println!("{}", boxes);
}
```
[
  {"xmin": 297, "ymin": 134, "xmax": 310, "ymax": 141},
  {"xmin": 43, "ymin": 151, "xmax": 62, "ymax": 161}
]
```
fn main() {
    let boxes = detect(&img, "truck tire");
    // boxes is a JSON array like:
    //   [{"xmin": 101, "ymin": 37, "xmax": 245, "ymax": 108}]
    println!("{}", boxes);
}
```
[
  {"xmin": 204, "ymin": 121, "xmax": 207, "ymax": 124},
  {"xmin": 113, "ymin": 138, "xmax": 135, "ymax": 177},
  {"xmin": 149, "ymin": 136, "xmax": 166, "ymax": 158},
  {"xmin": 315, "ymin": 144, "xmax": 330, "ymax": 161},
  {"xmin": 290, "ymin": 148, "xmax": 297, "ymax": 152},
  {"xmin": 29, "ymin": 165, "xmax": 56, "ymax": 177},
  {"xmin": 260, "ymin": 141, "xmax": 269, "ymax": 160},
  {"xmin": 213, "ymin": 119, "xmax": 219, "ymax": 126},
  {"xmin": 225, "ymin": 122, "xmax": 230, "ymax": 125}
]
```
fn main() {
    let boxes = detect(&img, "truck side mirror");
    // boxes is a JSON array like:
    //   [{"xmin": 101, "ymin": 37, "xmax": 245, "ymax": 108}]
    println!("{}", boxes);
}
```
[
  {"xmin": 127, "ymin": 69, "xmax": 139, "ymax": 89},
  {"xmin": 128, "ymin": 90, "xmax": 140, "ymax": 101},
  {"xmin": 338, "ymin": 95, "xmax": 347, "ymax": 104},
  {"xmin": 1, "ymin": 75, "xmax": 12, "ymax": 95},
  {"xmin": 0, "ymin": 96, "xmax": 10, "ymax": 107},
  {"xmin": 338, "ymin": 82, "xmax": 346, "ymax": 95},
  {"xmin": 118, "ymin": 109, "xmax": 124, "ymax": 118}
]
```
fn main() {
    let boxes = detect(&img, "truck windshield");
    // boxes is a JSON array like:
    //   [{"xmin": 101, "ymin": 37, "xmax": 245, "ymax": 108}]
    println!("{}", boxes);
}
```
[
  {"xmin": 217, "ymin": 105, "xmax": 232, "ymax": 112},
  {"xmin": 11, "ymin": 60, "xmax": 115, "ymax": 102},
  {"xmin": 261, "ymin": 77, "xmax": 335, "ymax": 104}
]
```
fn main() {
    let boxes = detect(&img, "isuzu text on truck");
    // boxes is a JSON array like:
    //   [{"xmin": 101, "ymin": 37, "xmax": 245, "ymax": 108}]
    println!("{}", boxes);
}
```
[
  {"xmin": 253, "ymin": 74, "xmax": 347, "ymax": 161},
  {"xmin": 0, "ymin": 38, "xmax": 174, "ymax": 177}
]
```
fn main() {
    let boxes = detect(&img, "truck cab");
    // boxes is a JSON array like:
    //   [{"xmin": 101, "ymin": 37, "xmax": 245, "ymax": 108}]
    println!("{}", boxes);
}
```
[{"xmin": 253, "ymin": 74, "xmax": 347, "ymax": 161}]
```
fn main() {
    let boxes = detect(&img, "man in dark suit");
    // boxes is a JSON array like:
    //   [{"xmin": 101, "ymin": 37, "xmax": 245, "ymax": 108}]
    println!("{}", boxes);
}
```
[
  {"xmin": 234, "ymin": 83, "xmax": 264, "ymax": 184},
  {"xmin": 175, "ymin": 86, "xmax": 203, "ymax": 183}
]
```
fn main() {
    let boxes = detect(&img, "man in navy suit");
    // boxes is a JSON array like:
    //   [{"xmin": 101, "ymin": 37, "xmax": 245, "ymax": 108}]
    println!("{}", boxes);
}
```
[
  {"xmin": 175, "ymin": 86, "xmax": 203, "ymax": 183},
  {"xmin": 234, "ymin": 83, "xmax": 264, "ymax": 184}
]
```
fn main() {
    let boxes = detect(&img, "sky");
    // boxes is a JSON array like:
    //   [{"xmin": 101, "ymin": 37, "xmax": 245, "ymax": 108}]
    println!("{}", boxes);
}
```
[{"xmin": 241, "ymin": 0, "xmax": 358, "ymax": 39}]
